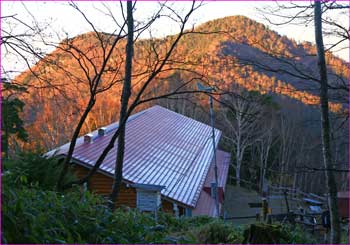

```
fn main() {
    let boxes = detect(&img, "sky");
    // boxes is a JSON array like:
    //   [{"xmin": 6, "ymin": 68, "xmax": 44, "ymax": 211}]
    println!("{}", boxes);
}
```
[{"xmin": 1, "ymin": 1, "xmax": 349, "ymax": 78}]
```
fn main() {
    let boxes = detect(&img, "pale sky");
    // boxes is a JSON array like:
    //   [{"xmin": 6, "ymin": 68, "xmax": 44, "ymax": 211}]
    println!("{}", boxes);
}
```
[{"xmin": 1, "ymin": 1, "xmax": 349, "ymax": 78}]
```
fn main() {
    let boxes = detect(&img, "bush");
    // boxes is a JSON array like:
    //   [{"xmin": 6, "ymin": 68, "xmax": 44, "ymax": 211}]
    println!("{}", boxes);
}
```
[
  {"xmin": 242, "ymin": 223, "xmax": 317, "ymax": 244},
  {"xmin": 2, "ymin": 152, "xmax": 211, "ymax": 243},
  {"xmin": 158, "ymin": 213, "xmax": 215, "ymax": 233},
  {"xmin": 2, "ymin": 186, "xmax": 175, "ymax": 243},
  {"xmin": 183, "ymin": 215, "xmax": 214, "ymax": 227},
  {"xmin": 2, "ymin": 152, "xmax": 76, "ymax": 190},
  {"xmin": 281, "ymin": 225, "xmax": 317, "ymax": 244},
  {"xmin": 156, "ymin": 214, "xmax": 219, "ymax": 243},
  {"xmin": 4, "ymin": 184, "xmax": 221, "ymax": 244},
  {"xmin": 3, "ymin": 184, "xmax": 318, "ymax": 244},
  {"xmin": 2, "ymin": 153, "xmax": 317, "ymax": 244},
  {"xmin": 196, "ymin": 220, "xmax": 243, "ymax": 243}
]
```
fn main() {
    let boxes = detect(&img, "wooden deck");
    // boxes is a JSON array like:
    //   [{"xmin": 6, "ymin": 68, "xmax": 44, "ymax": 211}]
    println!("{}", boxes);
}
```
[
  {"xmin": 223, "ymin": 185, "xmax": 260, "ymax": 225},
  {"xmin": 223, "ymin": 184, "xmax": 310, "ymax": 225}
]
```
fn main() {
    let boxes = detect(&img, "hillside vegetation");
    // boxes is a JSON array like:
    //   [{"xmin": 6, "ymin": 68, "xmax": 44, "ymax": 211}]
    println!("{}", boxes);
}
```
[
  {"xmin": 2, "ymin": 153, "xmax": 318, "ymax": 244},
  {"xmin": 12, "ymin": 15, "xmax": 348, "ymax": 150}
]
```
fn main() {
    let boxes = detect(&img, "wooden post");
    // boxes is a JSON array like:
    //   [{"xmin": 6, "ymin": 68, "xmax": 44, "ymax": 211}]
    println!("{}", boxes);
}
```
[
  {"xmin": 262, "ymin": 182, "xmax": 269, "ymax": 222},
  {"xmin": 262, "ymin": 198, "xmax": 268, "ymax": 221},
  {"xmin": 283, "ymin": 190, "xmax": 290, "ymax": 213}
]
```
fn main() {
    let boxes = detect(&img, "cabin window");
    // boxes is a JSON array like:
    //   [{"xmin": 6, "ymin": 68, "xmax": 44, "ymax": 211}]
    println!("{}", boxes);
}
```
[
  {"xmin": 131, "ymin": 183, "xmax": 165, "ymax": 213},
  {"xmin": 136, "ymin": 189, "xmax": 161, "ymax": 212}
]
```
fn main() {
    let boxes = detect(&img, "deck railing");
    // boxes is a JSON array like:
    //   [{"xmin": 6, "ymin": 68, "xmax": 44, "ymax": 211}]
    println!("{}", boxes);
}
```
[
  {"xmin": 228, "ymin": 176, "xmax": 327, "ymax": 203},
  {"xmin": 269, "ymin": 185, "xmax": 327, "ymax": 203}
]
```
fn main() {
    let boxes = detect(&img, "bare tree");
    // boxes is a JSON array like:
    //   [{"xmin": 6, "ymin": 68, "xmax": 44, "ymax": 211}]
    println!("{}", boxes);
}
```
[
  {"xmin": 1, "ymin": 14, "xmax": 47, "ymax": 80},
  {"xmin": 220, "ymin": 87, "xmax": 271, "ymax": 187},
  {"xmin": 277, "ymin": 115, "xmax": 298, "ymax": 188},
  {"xmin": 60, "ymin": 1, "xmax": 206, "ymax": 198},
  {"xmin": 54, "ymin": 2, "xmax": 169, "ymax": 189},
  {"xmin": 314, "ymin": 1, "xmax": 340, "ymax": 242},
  {"xmin": 1, "ymin": 10, "xmax": 55, "ymax": 155},
  {"xmin": 229, "ymin": 2, "xmax": 346, "ymax": 241},
  {"xmin": 56, "ymin": 2, "xmax": 129, "ymax": 190},
  {"xmin": 234, "ymin": 1, "xmax": 349, "ymax": 110},
  {"xmin": 109, "ymin": 0, "xmax": 134, "ymax": 209},
  {"xmin": 257, "ymin": 119, "xmax": 275, "ymax": 192}
]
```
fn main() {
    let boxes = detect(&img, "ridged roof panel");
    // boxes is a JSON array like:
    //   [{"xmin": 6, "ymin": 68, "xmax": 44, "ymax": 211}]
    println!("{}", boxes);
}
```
[{"xmin": 50, "ymin": 105, "xmax": 221, "ymax": 207}]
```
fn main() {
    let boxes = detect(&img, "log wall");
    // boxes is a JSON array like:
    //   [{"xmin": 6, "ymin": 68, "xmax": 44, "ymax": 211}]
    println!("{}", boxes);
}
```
[{"xmin": 73, "ymin": 164, "xmax": 184, "ymax": 214}]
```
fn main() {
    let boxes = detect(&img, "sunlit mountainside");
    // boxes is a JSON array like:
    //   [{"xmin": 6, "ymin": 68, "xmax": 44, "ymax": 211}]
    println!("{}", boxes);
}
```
[{"xmin": 14, "ymin": 15, "xmax": 348, "ymax": 149}]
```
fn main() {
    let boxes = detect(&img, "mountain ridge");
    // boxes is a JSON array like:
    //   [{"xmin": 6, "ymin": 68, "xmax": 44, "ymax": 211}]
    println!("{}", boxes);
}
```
[{"xmin": 12, "ymin": 15, "xmax": 348, "ymax": 149}]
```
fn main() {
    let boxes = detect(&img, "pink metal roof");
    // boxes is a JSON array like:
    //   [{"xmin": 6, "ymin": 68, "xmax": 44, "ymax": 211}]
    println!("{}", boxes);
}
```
[
  {"xmin": 204, "ymin": 150, "xmax": 230, "ymax": 189},
  {"xmin": 49, "ymin": 105, "xmax": 222, "ymax": 208},
  {"xmin": 193, "ymin": 150, "xmax": 230, "ymax": 216},
  {"xmin": 338, "ymin": 191, "xmax": 349, "ymax": 198},
  {"xmin": 192, "ymin": 190, "xmax": 217, "ymax": 217}
]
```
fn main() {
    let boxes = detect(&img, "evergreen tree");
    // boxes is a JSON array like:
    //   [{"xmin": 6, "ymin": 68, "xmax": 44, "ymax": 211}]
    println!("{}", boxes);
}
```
[{"xmin": 1, "ymin": 81, "xmax": 28, "ymax": 159}]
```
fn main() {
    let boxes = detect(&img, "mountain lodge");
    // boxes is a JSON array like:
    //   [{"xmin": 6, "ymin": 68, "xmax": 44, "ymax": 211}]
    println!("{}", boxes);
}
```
[{"xmin": 47, "ymin": 105, "xmax": 230, "ymax": 217}]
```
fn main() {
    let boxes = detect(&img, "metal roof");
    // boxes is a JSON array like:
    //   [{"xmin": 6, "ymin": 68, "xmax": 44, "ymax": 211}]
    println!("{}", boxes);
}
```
[
  {"xmin": 204, "ymin": 150, "xmax": 230, "ymax": 189},
  {"xmin": 193, "ymin": 150, "xmax": 230, "ymax": 216},
  {"xmin": 192, "ymin": 190, "xmax": 217, "ymax": 217},
  {"xmin": 337, "ymin": 191, "xmax": 349, "ymax": 198},
  {"xmin": 130, "ymin": 183, "xmax": 166, "ymax": 191},
  {"xmin": 49, "ymin": 105, "xmax": 222, "ymax": 208}
]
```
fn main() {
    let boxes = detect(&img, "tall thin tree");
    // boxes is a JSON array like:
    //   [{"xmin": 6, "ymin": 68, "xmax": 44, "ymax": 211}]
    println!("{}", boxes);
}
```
[
  {"xmin": 109, "ymin": 0, "xmax": 134, "ymax": 209},
  {"xmin": 314, "ymin": 1, "xmax": 340, "ymax": 243}
]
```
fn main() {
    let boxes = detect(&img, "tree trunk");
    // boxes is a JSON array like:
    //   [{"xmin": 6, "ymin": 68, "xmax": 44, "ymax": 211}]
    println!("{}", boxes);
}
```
[
  {"xmin": 279, "ymin": 161, "xmax": 285, "ymax": 188},
  {"xmin": 236, "ymin": 163, "xmax": 241, "ymax": 187},
  {"xmin": 57, "ymin": 98, "xmax": 95, "ymax": 190},
  {"xmin": 235, "ymin": 145, "xmax": 243, "ymax": 187},
  {"xmin": 314, "ymin": 1, "xmax": 340, "ymax": 243},
  {"xmin": 259, "ymin": 154, "xmax": 264, "ymax": 193},
  {"xmin": 292, "ymin": 172, "xmax": 297, "ymax": 192},
  {"xmin": 109, "ymin": 0, "xmax": 134, "ymax": 210},
  {"xmin": 260, "ymin": 137, "xmax": 271, "ymax": 193},
  {"xmin": 2, "ymin": 121, "xmax": 9, "ymax": 160}
]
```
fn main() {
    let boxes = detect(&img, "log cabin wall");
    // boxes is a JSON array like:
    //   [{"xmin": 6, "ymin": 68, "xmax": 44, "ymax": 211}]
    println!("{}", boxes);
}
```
[
  {"xmin": 162, "ymin": 199, "xmax": 174, "ymax": 213},
  {"xmin": 73, "ymin": 164, "xmax": 136, "ymax": 208},
  {"xmin": 161, "ymin": 199, "xmax": 185, "ymax": 215},
  {"xmin": 73, "ymin": 164, "xmax": 186, "ymax": 214}
]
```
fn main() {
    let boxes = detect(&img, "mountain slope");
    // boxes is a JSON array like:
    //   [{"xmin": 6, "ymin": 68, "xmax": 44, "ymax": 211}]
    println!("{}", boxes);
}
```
[{"xmin": 12, "ymin": 15, "xmax": 348, "ymax": 149}]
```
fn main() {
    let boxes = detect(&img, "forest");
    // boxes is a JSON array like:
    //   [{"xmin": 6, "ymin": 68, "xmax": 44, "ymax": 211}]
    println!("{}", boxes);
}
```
[{"xmin": 1, "ymin": 1, "xmax": 349, "ymax": 244}]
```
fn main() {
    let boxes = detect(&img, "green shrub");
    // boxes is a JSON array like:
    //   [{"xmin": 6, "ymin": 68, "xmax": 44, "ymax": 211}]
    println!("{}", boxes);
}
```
[
  {"xmin": 3, "ymin": 185, "xmax": 318, "ymax": 244},
  {"xmin": 156, "ymin": 214, "xmax": 219, "ymax": 243},
  {"xmin": 3, "ymin": 185, "xmax": 211, "ymax": 244},
  {"xmin": 280, "ymin": 225, "xmax": 318, "ymax": 244},
  {"xmin": 2, "ymin": 152, "xmax": 318, "ymax": 244},
  {"xmin": 242, "ymin": 223, "xmax": 317, "ymax": 244},
  {"xmin": 157, "ymin": 213, "xmax": 215, "ymax": 233},
  {"xmin": 196, "ymin": 220, "xmax": 242, "ymax": 243},
  {"xmin": 4, "ymin": 187, "xmax": 99, "ymax": 243},
  {"xmin": 2, "ymin": 152, "xmax": 204, "ymax": 243},
  {"xmin": 228, "ymin": 225, "xmax": 245, "ymax": 243},
  {"xmin": 3, "ymin": 186, "xmax": 172, "ymax": 243},
  {"xmin": 3, "ymin": 151, "xmax": 76, "ymax": 190},
  {"xmin": 183, "ymin": 215, "xmax": 214, "ymax": 227}
]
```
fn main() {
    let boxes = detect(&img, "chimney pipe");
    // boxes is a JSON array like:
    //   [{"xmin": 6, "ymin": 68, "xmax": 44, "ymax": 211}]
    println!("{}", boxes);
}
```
[
  {"xmin": 84, "ymin": 133, "xmax": 93, "ymax": 143},
  {"xmin": 98, "ymin": 127, "xmax": 107, "ymax": 136}
]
